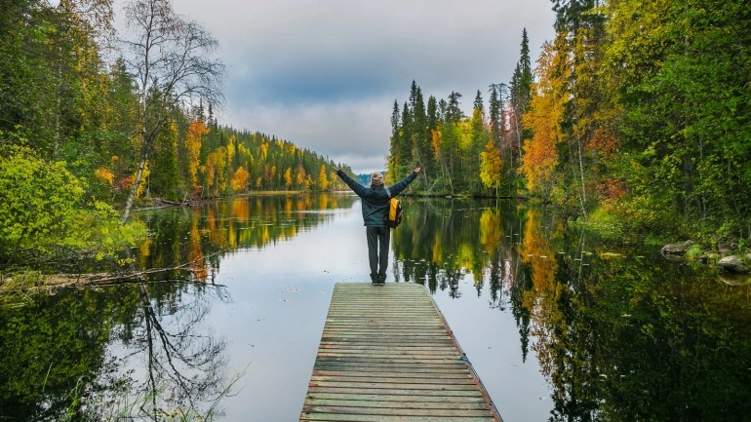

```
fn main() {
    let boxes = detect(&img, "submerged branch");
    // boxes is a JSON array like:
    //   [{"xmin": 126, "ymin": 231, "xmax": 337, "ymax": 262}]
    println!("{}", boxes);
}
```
[{"xmin": 0, "ymin": 251, "xmax": 224, "ymax": 295}]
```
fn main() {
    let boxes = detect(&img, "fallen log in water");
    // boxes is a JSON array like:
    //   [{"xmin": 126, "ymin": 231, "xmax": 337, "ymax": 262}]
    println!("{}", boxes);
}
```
[{"xmin": 0, "ymin": 251, "xmax": 224, "ymax": 295}]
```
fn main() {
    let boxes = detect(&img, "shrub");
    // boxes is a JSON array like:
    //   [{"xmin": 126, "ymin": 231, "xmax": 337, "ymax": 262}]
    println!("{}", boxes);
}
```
[{"xmin": 0, "ymin": 147, "xmax": 145, "ymax": 264}]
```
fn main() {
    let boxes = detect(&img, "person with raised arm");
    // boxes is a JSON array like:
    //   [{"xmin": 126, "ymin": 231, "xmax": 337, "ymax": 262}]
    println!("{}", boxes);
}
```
[{"xmin": 336, "ymin": 166, "xmax": 421, "ymax": 285}]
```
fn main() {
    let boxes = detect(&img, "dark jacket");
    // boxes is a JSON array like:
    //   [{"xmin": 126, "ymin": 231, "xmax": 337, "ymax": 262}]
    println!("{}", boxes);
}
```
[{"xmin": 336, "ymin": 170, "xmax": 418, "ymax": 226}]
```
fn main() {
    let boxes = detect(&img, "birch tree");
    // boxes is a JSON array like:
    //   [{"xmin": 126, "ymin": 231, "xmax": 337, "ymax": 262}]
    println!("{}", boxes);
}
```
[{"xmin": 120, "ymin": 0, "xmax": 223, "ymax": 221}]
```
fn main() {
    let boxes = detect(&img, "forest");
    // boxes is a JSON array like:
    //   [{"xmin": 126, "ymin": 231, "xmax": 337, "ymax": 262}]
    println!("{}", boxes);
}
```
[
  {"xmin": 0, "ymin": 0, "xmax": 348, "ymax": 269},
  {"xmin": 388, "ymin": 0, "xmax": 751, "ymax": 246}
]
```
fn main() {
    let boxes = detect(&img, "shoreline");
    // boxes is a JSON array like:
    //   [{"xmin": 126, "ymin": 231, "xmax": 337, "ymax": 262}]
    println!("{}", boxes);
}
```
[
  {"xmin": 132, "ymin": 190, "xmax": 527, "ymax": 212},
  {"xmin": 133, "ymin": 190, "xmax": 343, "ymax": 212}
]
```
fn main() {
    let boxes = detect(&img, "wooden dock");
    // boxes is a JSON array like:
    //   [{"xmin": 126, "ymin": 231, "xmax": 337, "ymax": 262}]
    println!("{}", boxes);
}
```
[{"xmin": 300, "ymin": 282, "xmax": 502, "ymax": 421}]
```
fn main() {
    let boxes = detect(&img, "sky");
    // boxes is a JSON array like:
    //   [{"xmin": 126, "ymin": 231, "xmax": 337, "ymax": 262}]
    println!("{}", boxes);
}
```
[{"xmin": 120, "ymin": 0, "xmax": 555, "ymax": 173}]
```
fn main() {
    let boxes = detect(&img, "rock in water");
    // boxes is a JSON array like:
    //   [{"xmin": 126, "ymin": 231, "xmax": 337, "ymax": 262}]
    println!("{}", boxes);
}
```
[
  {"xmin": 661, "ymin": 240, "xmax": 694, "ymax": 256},
  {"xmin": 718, "ymin": 255, "xmax": 750, "ymax": 274}
]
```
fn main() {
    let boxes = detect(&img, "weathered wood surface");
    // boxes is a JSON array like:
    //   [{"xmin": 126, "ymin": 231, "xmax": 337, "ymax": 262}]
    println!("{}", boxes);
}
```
[{"xmin": 300, "ymin": 283, "xmax": 502, "ymax": 422}]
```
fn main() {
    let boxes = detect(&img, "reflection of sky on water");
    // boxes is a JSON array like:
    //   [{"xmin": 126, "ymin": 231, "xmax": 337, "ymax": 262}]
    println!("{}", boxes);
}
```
[
  {"xmin": 6, "ymin": 194, "xmax": 745, "ymax": 421},
  {"xmin": 177, "ymin": 197, "xmax": 549, "ymax": 421}
]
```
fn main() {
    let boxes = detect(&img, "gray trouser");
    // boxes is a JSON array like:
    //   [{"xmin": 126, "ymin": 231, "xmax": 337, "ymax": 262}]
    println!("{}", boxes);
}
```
[{"xmin": 366, "ymin": 226, "xmax": 390, "ymax": 282}]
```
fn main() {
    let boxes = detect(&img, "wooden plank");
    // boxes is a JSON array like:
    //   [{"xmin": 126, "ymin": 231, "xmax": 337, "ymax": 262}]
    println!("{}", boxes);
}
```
[
  {"xmin": 306, "ymin": 393, "xmax": 487, "ymax": 403},
  {"xmin": 311, "ymin": 376, "xmax": 477, "ymax": 385},
  {"xmin": 301, "ymin": 414, "xmax": 495, "ymax": 422},
  {"xmin": 313, "ymin": 371, "xmax": 473, "ymax": 379},
  {"xmin": 300, "ymin": 283, "xmax": 503, "ymax": 421},
  {"xmin": 307, "ymin": 387, "xmax": 484, "ymax": 397},
  {"xmin": 302, "ymin": 406, "xmax": 494, "ymax": 417},
  {"xmin": 306, "ymin": 399, "xmax": 489, "ymax": 410}
]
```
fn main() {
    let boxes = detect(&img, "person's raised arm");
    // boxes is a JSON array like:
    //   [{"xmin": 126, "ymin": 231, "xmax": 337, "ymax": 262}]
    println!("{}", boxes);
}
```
[
  {"xmin": 387, "ymin": 166, "xmax": 421, "ymax": 196},
  {"xmin": 336, "ymin": 169, "xmax": 368, "ymax": 197}
]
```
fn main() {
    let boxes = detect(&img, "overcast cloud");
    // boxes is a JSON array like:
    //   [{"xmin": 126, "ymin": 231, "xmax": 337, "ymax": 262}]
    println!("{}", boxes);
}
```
[{"xmin": 120, "ymin": 0, "xmax": 555, "ymax": 173}]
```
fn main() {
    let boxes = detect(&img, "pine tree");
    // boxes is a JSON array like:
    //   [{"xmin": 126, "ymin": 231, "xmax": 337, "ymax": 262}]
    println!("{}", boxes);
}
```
[
  {"xmin": 519, "ymin": 28, "xmax": 533, "ymax": 109},
  {"xmin": 438, "ymin": 98, "xmax": 448, "ymax": 121},
  {"xmin": 468, "ymin": 90, "xmax": 487, "ymax": 192},
  {"xmin": 413, "ymin": 86, "xmax": 433, "ymax": 185},
  {"xmin": 409, "ymin": 80, "xmax": 419, "ymax": 110},
  {"xmin": 441, "ymin": 92, "xmax": 463, "ymax": 193},
  {"xmin": 488, "ymin": 84, "xmax": 504, "ymax": 146},
  {"xmin": 388, "ymin": 100, "xmax": 401, "ymax": 183},
  {"xmin": 426, "ymin": 96, "xmax": 438, "ymax": 131},
  {"xmin": 483, "ymin": 85, "xmax": 504, "ymax": 195},
  {"xmin": 510, "ymin": 29, "xmax": 533, "ymax": 117},
  {"xmin": 446, "ymin": 92, "xmax": 463, "ymax": 122},
  {"xmin": 398, "ymin": 101, "xmax": 413, "ymax": 178},
  {"xmin": 425, "ymin": 95, "xmax": 439, "ymax": 181}
]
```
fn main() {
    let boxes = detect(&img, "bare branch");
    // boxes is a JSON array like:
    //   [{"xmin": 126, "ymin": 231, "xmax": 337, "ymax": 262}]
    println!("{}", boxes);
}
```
[{"xmin": 119, "ymin": 0, "xmax": 223, "ymax": 222}]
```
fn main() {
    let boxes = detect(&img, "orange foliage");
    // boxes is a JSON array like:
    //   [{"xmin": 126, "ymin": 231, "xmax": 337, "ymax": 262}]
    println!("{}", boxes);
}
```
[
  {"xmin": 596, "ymin": 178, "xmax": 627, "ymax": 201},
  {"xmin": 231, "ymin": 197, "xmax": 250, "ymax": 221},
  {"xmin": 295, "ymin": 166, "xmax": 307, "ymax": 187},
  {"xmin": 587, "ymin": 128, "xmax": 619, "ymax": 157},
  {"xmin": 431, "ymin": 129, "xmax": 441, "ymax": 157},
  {"xmin": 118, "ymin": 175, "xmax": 134, "ymax": 190},
  {"xmin": 95, "ymin": 167, "xmax": 114, "ymax": 185},
  {"xmin": 521, "ymin": 37, "xmax": 568, "ymax": 195},
  {"xmin": 519, "ymin": 210, "xmax": 561, "ymax": 331},
  {"xmin": 230, "ymin": 166, "xmax": 250, "ymax": 192}
]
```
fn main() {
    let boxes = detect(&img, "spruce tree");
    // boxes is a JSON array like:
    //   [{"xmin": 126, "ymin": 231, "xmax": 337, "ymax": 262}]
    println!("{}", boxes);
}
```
[
  {"xmin": 399, "ymin": 101, "xmax": 413, "ymax": 178},
  {"xmin": 488, "ymin": 84, "xmax": 504, "ymax": 146},
  {"xmin": 413, "ymin": 86, "xmax": 433, "ymax": 184},
  {"xmin": 409, "ymin": 80, "xmax": 419, "ymax": 110},
  {"xmin": 438, "ymin": 98, "xmax": 448, "ymax": 121},
  {"xmin": 446, "ymin": 91, "xmax": 463, "ymax": 122},
  {"xmin": 518, "ymin": 28, "xmax": 533, "ymax": 114},
  {"xmin": 468, "ymin": 90, "xmax": 487, "ymax": 192},
  {"xmin": 520, "ymin": 29, "xmax": 532, "ymax": 96},
  {"xmin": 426, "ymin": 96, "xmax": 438, "ymax": 131},
  {"xmin": 388, "ymin": 100, "xmax": 401, "ymax": 182}
]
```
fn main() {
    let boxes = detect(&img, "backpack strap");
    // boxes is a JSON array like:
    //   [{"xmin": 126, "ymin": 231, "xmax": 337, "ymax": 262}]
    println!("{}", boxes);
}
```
[{"xmin": 384, "ymin": 187, "xmax": 392, "ymax": 198}]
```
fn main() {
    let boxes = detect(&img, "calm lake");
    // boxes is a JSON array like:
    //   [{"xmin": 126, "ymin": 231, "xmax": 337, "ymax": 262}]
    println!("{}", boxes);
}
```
[{"xmin": 2, "ymin": 193, "xmax": 750, "ymax": 421}]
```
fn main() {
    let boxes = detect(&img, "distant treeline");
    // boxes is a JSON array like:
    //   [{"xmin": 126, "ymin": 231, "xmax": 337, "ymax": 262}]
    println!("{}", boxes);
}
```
[
  {"xmin": 389, "ymin": 0, "xmax": 751, "ymax": 243},
  {"xmin": 1, "ymin": 2, "xmax": 347, "ymax": 204},
  {"xmin": 0, "ymin": 0, "xmax": 347, "ymax": 266},
  {"xmin": 387, "ymin": 31, "xmax": 532, "ymax": 196},
  {"xmin": 131, "ymin": 111, "xmax": 350, "ymax": 202}
]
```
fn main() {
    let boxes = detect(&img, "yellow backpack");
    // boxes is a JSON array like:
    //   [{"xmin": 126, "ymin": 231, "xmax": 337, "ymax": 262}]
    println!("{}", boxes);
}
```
[{"xmin": 385, "ymin": 195, "xmax": 403, "ymax": 228}]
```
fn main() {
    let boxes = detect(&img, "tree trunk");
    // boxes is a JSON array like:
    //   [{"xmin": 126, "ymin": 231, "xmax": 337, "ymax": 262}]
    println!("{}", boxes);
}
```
[{"xmin": 121, "ymin": 132, "xmax": 150, "ymax": 222}]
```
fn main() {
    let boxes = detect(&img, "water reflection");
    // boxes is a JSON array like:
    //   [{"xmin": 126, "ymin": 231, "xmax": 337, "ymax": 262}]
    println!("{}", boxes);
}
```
[
  {"xmin": 136, "ymin": 194, "xmax": 356, "ymax": 282},
  {"xmin": 0, "ymin": 194, "xmax": 354, "ymax": 421},
  {"xmin": 1, "ymin": 194, "xmax": 750, "ymax": 421},
  {"xmin": 392, "ymin": 199, "xmax": 751, "ymax": 420},
  {"xmin": 0, "ymin": 283, "xmax": 231, "ymax": 421}
]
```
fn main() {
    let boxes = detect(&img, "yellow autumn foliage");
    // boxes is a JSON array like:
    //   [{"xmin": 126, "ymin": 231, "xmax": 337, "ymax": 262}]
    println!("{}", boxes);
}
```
[
  {"xmin": 230, "ymin": 166, "xmax": 250, "ymax": 192},
  {"xmin": 95, "ymin": 167, "xmax": 114, "ymax": 186}
]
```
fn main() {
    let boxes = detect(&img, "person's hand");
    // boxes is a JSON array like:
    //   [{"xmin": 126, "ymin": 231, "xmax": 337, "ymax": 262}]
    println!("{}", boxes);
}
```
[{"xmin": 414, "ymin": 166, "xmax": 422, "ymax": 174}]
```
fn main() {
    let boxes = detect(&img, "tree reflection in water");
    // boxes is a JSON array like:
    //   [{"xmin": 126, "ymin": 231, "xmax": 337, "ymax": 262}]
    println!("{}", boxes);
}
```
[
  {"xmin": 391, "ymin": 198, "xmax": 751, "ymax": 421},
  {"xmin": 0, "ymin": 194, "xmax": 354, "ymax": 421},
  {"xmin": 126, "ymin": 283, "xmax": 228, "ymax": 420},
  {"xmin": 0, "ymin": 281, "xmax": 232, "ymax": 421},
  {"xmin": 3, "ymin": 195, "xmax": 750, "ymax": 420}
]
